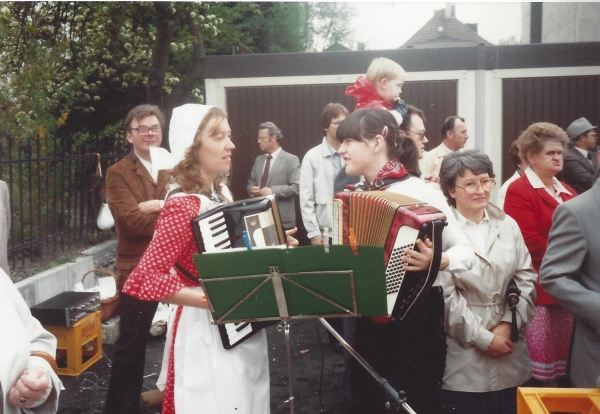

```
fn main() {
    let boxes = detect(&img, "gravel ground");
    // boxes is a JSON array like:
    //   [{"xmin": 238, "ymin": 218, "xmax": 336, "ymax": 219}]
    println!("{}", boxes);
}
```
[{"xmin": 57, "ymin": 318, "xmax": 346, "ymax": 414}]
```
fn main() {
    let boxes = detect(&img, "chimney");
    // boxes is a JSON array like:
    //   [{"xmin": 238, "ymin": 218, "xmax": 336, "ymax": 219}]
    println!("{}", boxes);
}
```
[{"xmin": 445, "ymin": 3, "xmax": 455, "ymax": 19}]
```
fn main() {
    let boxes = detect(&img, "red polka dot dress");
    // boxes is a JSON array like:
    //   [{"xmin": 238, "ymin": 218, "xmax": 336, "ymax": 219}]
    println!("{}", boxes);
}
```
[{"xmin": 123, "ymin": 194, "xmax": 270, "ymax": 413}]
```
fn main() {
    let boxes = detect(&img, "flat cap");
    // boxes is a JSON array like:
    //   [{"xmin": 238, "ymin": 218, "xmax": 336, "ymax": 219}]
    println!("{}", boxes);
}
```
[{"xmin": 566, "ymin": 117, "xmax": 597, "ymax": 140}]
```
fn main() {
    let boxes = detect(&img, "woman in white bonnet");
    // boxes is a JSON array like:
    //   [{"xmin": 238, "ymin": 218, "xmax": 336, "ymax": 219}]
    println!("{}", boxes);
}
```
[{"xmin": 122, "ymin": 104, "xmax": 297, "ymax": 413}]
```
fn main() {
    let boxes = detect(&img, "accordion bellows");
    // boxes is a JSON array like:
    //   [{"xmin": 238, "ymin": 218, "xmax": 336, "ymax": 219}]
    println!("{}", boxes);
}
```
[{"xmin": 333, "ymin": 190, "xmax": 447, "ymax": 319}]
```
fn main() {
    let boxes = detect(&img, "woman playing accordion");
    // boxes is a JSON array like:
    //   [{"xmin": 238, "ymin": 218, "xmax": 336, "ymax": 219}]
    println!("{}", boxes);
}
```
[{"xmin": 336, "ymin": 108, "xmax": 474, "ymax": 414}]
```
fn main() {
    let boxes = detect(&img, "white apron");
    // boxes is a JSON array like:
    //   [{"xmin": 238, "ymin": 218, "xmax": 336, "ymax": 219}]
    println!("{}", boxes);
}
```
[{"xmin": 157, "ymin": 187, "xmax": 270, "ymax": 413}]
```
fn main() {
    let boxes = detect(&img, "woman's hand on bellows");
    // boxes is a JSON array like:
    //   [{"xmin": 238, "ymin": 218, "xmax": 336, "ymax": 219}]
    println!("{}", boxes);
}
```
[
  {"xmin": 8, "ymin": 368, "xmax": 49, "ymax": 408},
  {"xmin": 285, "ymin": 228, "xmax": 299, "ymax": 247},
  {"xmin": 401, "ymin": 238, "xmax": 433, "ymax": 272}
]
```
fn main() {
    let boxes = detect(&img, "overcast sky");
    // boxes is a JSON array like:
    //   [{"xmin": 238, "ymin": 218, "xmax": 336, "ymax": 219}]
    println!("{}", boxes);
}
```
[{"xmin": 350, "ymin": 2, "xmax": 523, "ymax": 50}]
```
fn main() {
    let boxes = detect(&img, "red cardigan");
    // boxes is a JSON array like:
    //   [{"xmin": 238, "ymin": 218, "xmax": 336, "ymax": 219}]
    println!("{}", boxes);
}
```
[{"xmin": 504, "ymin": 174, "xmax": 577, "ymax": 305}]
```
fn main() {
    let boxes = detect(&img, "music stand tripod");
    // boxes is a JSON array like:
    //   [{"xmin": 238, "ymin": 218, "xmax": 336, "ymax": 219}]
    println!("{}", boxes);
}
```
[
  {"xmin": 195, "ymin": 245, "xmax": 417, "ymax": 414},
  {"xmin": 319, "ymin": 318, "xmax": 417, "ymax": 414}
]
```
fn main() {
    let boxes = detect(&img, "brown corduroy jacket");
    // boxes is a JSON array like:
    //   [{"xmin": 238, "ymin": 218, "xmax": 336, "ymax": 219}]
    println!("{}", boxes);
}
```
[{"xmin": 106, "ymin": 151, "xmax": 169, "ymax": 290}]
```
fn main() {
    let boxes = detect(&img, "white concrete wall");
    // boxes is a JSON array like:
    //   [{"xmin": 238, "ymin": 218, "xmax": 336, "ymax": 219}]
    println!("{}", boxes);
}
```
[
  {"xmin": 16, "ymin": 240, "xmax": 117, "ymax": 307},
  {"xmin": 521, "ymin": 2, "xmax": 600, "ymax": 44}
]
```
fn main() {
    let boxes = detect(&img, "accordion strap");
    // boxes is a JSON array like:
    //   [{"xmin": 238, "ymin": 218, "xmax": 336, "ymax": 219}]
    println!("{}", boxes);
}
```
[
  {"xmin": 175, "ymin": 262, "xmax": 200, "ymax": 283},
  {"xmin": 356, "ymin": 174, "xmax": 411, "ymax": 191}
]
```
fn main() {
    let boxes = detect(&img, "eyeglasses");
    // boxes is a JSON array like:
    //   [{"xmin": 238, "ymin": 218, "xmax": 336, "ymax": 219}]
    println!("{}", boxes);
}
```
[
  {"xmin": 455, "ymin": 178, "xmax": 496, "ymax": 194},
  {"xmin": 130, "ymin": 125, "xmax": 162, "ymax": 135},
  {"xmin": 407, "ymin": 130, "xmax": 426, "ymax": 139}
]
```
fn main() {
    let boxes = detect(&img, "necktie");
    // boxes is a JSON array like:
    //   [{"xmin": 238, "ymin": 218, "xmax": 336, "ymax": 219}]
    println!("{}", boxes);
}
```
[{"xmin": 260, "ymin": 154, "xmax": 272, "ymax": 188}]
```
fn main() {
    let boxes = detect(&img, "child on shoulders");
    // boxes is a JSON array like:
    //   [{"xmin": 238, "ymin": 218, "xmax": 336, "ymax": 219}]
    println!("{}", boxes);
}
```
[{"xmin": 346, "ymin": 57, "xmax": 408, "ymax": 124}]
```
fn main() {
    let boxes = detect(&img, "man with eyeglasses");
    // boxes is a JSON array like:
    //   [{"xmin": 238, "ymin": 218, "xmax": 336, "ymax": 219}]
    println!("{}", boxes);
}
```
[
  {"xmin": 399, "ymin": 105, "xmax": 429, "ymax": 177},
  {"xmin": 105, "ymin": 104, "xmax": 169, "ymax": 414},
  {"xmin": 558, "ymin": 117, "xmax": 598, "ymax": 193}
]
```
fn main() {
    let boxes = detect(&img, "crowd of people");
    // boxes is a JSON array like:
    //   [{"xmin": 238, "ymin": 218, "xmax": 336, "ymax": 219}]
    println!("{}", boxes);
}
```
[{"xmin": 4, "ymin": 55, "xmax": 599, "ymax": 414}]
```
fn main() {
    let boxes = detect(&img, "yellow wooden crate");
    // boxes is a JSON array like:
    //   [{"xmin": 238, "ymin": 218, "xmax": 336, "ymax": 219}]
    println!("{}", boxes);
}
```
[
  {"xmin": 44, "ymin": 310, "xmax": 103, "ymax": 376},
  {"xmin": 517, "ymin": 387, "xmax": 600, "ymax": 414}
]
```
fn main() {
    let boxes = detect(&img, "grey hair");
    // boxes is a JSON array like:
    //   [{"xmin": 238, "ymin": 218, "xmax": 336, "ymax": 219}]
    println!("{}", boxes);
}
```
[
  {"xmin": 259, "ymin": 121, "xmax": 283, "ymax": 141},
  {"xmin": 439, "ymin": 150, "xmax": 495, "ymax": 207}
]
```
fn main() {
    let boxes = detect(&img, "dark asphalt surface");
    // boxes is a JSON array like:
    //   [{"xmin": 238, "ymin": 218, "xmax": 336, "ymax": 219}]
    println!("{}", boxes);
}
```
[{"xmin": 57, "ymin": 319, "xmax": 346, "ymax": 414}]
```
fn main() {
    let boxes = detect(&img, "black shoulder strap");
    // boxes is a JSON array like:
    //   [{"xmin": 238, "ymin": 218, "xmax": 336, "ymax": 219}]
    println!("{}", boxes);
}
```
[
  {"xmin": 166, "ymin": 187, "xmax": 185, "ymax": 200},
  {"xmin": 175, "ymin": 262, "xmax": 199, "ymax": 283},
  {"xmin": 356, "ymin": 174, "xmax": 411, "ymax": 191}
]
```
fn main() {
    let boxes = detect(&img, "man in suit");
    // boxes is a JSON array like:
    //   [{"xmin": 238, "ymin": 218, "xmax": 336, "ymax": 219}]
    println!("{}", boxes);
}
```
[
  {"xmin": 540, "ymin": 176, "xmax": 600, "ymax": 388},
  {"xmin": 105, "ymin": 104, "xmax": 169, "ymax": 414},
  {"xmin": 558, "ymin": 117, "xmax": 598, "ymax": 193},
  {"xmin": 419, "ymin": 115, "xmax": 468, "ymax": 182},
  {"xmin": 247, "ymin": 122, "xmax": 300, "ymax": 229}
]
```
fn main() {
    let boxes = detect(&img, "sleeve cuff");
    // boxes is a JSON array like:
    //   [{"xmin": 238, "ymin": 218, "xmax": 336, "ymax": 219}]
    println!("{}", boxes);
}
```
[
  {"xmin": 473, "ymin": 329, "xmax": 495, "ymax": 351},
  {"xmin": 445, "ymin": 245, "xmax": 475, "ymax": 273},
  {"xmin": 307, "ymin": 230, "xmax": 323, "ymax": 239}
]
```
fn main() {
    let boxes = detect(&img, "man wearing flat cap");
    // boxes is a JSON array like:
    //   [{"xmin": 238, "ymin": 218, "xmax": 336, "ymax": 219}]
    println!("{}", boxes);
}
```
[{"xmin": 558, "ymin": 117, "xmax": 598, "ymax": 193}]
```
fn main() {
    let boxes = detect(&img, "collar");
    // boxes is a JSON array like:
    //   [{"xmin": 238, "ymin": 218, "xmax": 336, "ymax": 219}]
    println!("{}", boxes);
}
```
[
  {"xmin": 440, "ymin": 142, "xmax": 453, "ymax": 154},
  {"xmin": 356, "ymin": 159, "xmax": 410, "ymax": 190},
  {"xmin": 267, "ymin": 147, "xmax": 282, "ymax": 161},
  {"xmin": 524, "ymin": 166, "xmax": 573, "ymax": 197},
  {"xmin": 319, "ymin": 137, "xmax": 333, "ymax": 158},
  {"xmin": 574, "ymin": 146, "xmax": 591, "ymax": 159},
  {"xmin": 453, "ymin": 206, "xmax": 490, "ymax": 227}
]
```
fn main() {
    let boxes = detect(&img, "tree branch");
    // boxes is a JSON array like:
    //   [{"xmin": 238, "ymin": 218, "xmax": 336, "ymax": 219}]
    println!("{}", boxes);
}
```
[
  {"xmin": 164, "ymin": 11, "xmax": 206, "ymax": 116},
  {"xmin": 146, "ymin": 2, "xmax": 174, "ymax": 105}
]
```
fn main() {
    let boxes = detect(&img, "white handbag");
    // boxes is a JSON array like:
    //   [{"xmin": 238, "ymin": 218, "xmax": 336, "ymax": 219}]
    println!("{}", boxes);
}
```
[
  {"xmin": 94, "ymin": 155, "xmax": 114, "ymax": 230},
  {"xmin": 97, "ymin": 202, "xmax": 114, "ymax": 230}
]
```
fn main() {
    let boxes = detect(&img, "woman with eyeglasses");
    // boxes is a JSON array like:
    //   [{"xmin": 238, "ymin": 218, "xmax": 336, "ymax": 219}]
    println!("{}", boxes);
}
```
[
  {"xmin": 336, "ymin": 108, "xmax": 474, "ymax": 414},
  {"xmin": 437, "ymin": 150, "xmax": 536, "ymax": 414},
  {"xmin": 121, "ymin": 104, "xmax": 298, "ymax": 414},
  {"xmin": 504, "ymin": 123, "xmax": 577, "ymax": 386}
]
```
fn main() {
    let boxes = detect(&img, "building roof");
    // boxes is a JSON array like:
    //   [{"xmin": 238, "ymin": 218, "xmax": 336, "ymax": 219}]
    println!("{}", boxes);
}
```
[{"xmin": 401, "ymin": 7, "xmax": 492, "ymax": 49}]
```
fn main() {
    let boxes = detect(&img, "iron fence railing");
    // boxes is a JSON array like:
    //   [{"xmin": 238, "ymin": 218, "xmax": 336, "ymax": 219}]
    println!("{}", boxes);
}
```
[{"xmin": 0, "ymin": 130, "xmax": 126, "ymax": 278}]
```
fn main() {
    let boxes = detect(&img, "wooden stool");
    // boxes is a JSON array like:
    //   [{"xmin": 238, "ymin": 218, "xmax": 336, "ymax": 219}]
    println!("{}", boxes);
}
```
[
  {"xmin": 44, "ymin": 310, "xmax": 103, "ymax": 376},
  {"xmin": 517, "ymin": 387, "xmax": 600, "ymax": 414}
]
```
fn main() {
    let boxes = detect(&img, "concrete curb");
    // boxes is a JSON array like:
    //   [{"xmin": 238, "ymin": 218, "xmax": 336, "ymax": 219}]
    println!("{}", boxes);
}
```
[{"xmin": 17, "ymin": 240, "xmax": 117, "ymax": 307}]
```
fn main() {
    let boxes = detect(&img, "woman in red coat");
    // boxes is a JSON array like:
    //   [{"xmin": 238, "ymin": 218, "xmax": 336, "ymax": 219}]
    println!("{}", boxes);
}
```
[{"xmin": 504, "ymin": 122, "xmax": 576, "ymax": 385}]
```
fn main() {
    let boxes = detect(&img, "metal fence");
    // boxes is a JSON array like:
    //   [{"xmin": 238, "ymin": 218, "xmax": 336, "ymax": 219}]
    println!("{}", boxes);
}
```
[{"xmin": 0, "ymin": 130, "xmax": 126, "ymax": 278}]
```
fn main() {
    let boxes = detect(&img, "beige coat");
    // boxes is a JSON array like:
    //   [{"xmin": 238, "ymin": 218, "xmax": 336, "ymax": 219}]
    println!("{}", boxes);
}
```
[
  {"xmin": 439, "ymin": 204, "xmax": 537, "ymax": 392},
  {"xmin": 419, "ymin": 143, "xmax": 448, "ymax": 178}
]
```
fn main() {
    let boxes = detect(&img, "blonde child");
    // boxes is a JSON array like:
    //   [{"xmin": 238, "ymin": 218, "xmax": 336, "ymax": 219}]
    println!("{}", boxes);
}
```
[{"xmin": 345, "ymin": 57, "xmax": 408, "ymax": 124}]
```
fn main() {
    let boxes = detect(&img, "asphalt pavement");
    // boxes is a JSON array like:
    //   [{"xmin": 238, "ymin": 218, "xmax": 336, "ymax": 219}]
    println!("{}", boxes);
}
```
[{"xmin": 57, "ymin": 319, "xmax": 345, "ymax": 414}]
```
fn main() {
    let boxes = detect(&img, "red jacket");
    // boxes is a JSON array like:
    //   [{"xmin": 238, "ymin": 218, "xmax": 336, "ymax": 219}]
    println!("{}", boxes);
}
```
[
  {"xmin": 345, "ymin": 76, "xmax": 393, "ymax": 111},
  {"xmin": 504, "ymin": 173, "xmax": 577, "ymax": 305}
]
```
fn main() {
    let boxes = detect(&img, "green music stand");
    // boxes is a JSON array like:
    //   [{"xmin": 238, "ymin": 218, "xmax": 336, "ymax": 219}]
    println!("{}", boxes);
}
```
[
  {"xmin": 193, "ymin": 244, "xmax": 388, "ymax": 414},
  {"xmin": 193, "ymin": 244, "xmax": 388, "ymax": 323}
]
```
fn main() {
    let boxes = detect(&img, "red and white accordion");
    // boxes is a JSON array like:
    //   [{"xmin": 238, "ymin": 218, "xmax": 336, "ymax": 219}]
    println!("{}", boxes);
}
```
[{"xmin": 333, "ymin": 190, "xmax": 446, "ymax": 319}]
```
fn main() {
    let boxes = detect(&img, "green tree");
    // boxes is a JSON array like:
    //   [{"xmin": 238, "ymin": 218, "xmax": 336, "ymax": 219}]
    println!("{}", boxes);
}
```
[{"xmin": 0, "ymin": 2, "xmax": 353, "ymax": 151}]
